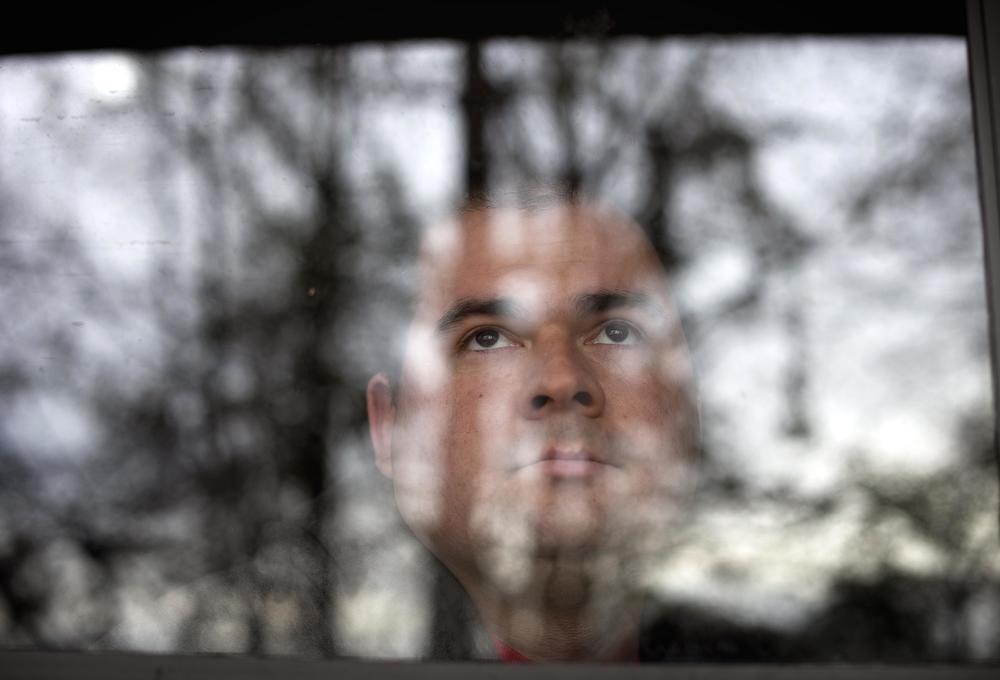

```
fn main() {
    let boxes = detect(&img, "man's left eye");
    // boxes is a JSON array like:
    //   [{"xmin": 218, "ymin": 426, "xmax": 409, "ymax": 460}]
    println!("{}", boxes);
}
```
[{"xmin": 590, "ymin": 321, "xmax": 641, "ymax": 345}]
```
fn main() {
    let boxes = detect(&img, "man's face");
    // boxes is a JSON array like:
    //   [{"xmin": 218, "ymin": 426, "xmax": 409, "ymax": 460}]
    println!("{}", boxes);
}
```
[{"xmin": 368, "ymin": 202, "xmax": 698, "ymax": 591}]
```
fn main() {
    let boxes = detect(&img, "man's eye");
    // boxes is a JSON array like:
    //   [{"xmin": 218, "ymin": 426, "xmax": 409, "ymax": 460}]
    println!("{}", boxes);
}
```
[
  {"xmin": 463, "ymin": 328, "xmax": 516, "ymax": 351},
  {"xmin": 590, "ymin": 321, "xmax": 640, "ymax": 346}
]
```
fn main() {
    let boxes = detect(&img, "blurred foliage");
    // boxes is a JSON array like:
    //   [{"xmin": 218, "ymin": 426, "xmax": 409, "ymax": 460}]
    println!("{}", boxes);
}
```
[{"xmin": 0, "ymin": 38, "xmax": 996, "ymax": 660}]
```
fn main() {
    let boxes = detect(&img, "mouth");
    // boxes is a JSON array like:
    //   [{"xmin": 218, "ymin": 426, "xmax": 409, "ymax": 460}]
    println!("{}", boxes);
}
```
[{"xmin": 517, "ymin": 447, "xmax": 619, "ymax": 478}]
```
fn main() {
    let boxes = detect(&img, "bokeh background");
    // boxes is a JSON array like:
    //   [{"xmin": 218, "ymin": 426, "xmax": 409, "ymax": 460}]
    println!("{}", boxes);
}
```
[{"xmin": 0, "ymin": 36, "xmax": 996, "ymax": 660}]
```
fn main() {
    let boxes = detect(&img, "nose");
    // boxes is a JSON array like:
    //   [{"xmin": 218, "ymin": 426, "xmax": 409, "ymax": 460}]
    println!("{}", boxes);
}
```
[{"xmin": 520, "ymin": 330, "xmax": 605, "ymax": 419}]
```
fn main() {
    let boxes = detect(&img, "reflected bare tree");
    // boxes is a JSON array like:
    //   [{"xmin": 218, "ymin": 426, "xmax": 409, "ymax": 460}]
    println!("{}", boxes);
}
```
[{"xmin": 0, "ymin": 38, "xmax": 995, "ymax": 661}]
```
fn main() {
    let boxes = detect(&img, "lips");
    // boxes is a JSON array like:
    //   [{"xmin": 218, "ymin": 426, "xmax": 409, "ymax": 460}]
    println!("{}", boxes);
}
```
[
  {"xmin": 518, "ymin": 446, "xmax": 618, "ymax": 478},
  {"xmin": 541, "ymin": 446, "xmax": 607, "ymax": 464}
]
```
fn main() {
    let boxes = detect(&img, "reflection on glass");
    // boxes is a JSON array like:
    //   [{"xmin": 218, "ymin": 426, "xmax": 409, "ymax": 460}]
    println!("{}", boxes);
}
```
[{"xmin": 0, "ymin": 38, "xmax": 995, "ymax": 661}]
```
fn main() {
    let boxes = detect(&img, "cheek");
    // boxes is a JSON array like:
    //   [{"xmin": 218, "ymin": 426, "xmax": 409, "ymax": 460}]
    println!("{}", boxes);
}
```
[
  {"xmin": 618, "ymin": 348, "xmax": 697, "ymax": 428},
  {"xmin": 603, "ymin": 375, "xmax": 698, "ymax": 552},
  {"xmin": 391, "ymin": 373, "xmax": 517, "ymax": 529},
  {"xmin": 390, "ymin": 403, "xmax": 449, "ymax": 533},
  {"xmin": 448, "ymin": 356, "xmax": 525, "ymax": 441},
  {"xmin": 391, "ymin": 380, "xmax": 463, "ymax": 531},
  {"xmin": 601, "ymin": 359, "xmax": 699, "ymax": 490},
  {"xmin": 604, "ymin": 349, "xmax": 692, "ymax": 424}
]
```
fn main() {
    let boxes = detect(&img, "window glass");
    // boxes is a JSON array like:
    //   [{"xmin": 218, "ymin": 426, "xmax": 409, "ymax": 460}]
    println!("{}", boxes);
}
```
[{"xmin": 0, "ymin": 37, "xmax": 995, "ymax": 662}]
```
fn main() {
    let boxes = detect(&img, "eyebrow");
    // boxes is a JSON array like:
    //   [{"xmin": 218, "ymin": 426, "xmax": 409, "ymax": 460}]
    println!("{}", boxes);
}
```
[
  {"xmin": 574, "ymin": 289, "xmax": 663, "ymax": 317},
  {"xmin": 436, "ymin": 297, "xmax": 523, "ymax": 333},
  {"xmin": 436, "ymin": 289, "xmax": 663, "ymax": 334}
]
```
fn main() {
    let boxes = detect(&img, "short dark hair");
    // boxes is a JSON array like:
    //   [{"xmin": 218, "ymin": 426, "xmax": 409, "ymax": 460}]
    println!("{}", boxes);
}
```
[{"xmin": 458, "ymin": 182, "xmax": 582, "ymax": 215}]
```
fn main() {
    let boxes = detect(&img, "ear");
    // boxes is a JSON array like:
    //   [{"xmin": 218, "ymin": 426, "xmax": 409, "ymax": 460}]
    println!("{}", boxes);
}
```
[{"xmin": 366, "ymin": 372, "xmax": 396, "ymax": 478}]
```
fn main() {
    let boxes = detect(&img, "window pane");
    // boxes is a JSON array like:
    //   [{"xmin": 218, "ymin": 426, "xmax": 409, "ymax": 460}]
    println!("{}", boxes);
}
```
[{"xmin": 0, "ymin": 38, "xmax": 995, "ymax": 662}]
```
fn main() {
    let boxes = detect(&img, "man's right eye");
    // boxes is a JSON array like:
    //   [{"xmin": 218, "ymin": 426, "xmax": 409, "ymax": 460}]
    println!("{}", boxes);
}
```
[{"xmin": 462, "ymin": 327, "xmax": 517, "ymax": 351}]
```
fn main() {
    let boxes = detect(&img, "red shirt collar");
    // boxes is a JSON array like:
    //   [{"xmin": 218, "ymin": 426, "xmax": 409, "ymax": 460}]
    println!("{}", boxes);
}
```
[
  {"xmin": 494, "ymin": 637, "xmax": 533, "ymax": 663},
  {"xmin": 492, "ymin": 636, "xmax": 640, "ymax": 663}
]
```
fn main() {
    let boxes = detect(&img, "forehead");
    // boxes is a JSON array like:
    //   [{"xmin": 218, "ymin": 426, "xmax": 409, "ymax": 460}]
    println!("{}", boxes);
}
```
[{"xmin": 415, "ymin": 203, "xmax": 669, "ymax": 312}]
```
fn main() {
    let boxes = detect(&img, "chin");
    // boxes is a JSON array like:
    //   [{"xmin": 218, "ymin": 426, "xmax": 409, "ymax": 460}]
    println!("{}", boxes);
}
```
[
  {"xmin": 529, "ymin": 509, "xmax": 607, "ymax": 550},
  {"xmin": 531, "ymin": 528, "xmax": 633, "ymax": 565}
]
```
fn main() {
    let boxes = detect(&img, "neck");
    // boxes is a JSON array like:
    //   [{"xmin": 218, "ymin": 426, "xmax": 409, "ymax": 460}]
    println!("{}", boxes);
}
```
[{"xmin": 463, "ymin": 554, "xmax": 644, "ymax": 662}]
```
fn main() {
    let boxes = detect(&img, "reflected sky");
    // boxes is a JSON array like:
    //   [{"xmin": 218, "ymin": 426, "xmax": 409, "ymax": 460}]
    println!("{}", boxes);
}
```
[{"xmin": 0, "ymin": 38, "xmax": 995, "ymax": 661}]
